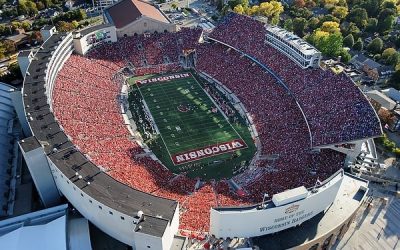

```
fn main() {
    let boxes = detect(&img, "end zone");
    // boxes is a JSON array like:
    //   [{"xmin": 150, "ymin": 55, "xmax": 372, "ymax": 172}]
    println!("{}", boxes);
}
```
[{"xmin": 171, "ymin": 139, "xmax": 247, "ymax": 165}]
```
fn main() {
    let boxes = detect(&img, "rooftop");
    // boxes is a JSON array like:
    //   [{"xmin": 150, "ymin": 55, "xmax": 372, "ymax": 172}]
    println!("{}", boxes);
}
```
[
  {"xmin": 335, "ymin": 184, "xmax": 400, "ymax": 249},
  {"xmin": 366, "ymin": 90, "xmax": 397, "ymax": 110},
  {"xmin": 76, "ymin": 23, "xmax": 114, "ymax": 37},
  {"xmin": 265, "ymin": 25, "xmax": 319, "ymax": 55},
  {"xmin": 105, "ymin": 0, "xmax": 169, "ymax": 29}
]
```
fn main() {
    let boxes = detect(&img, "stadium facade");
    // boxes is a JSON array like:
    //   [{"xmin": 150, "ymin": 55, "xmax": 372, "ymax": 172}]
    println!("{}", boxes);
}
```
[{"xmin": 13, "ymin": 13, "xmax": 381, "ymax": 250}]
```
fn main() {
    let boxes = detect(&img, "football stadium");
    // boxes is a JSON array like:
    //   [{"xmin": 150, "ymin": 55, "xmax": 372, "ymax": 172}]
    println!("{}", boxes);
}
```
[{"xmin": 15, "ymin": 7, "xmax": 382, "ymax": 250}]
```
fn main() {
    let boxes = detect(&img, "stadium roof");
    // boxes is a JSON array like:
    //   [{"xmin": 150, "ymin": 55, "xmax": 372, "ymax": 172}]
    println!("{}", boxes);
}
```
[
  {"xmin": 104, "ymin": 0, "xmax": 169, "ymax": 29},
  {"xmin": 0, "ymin": 83, "xmax": 17, "ymax": 163},
  {"xmin": 0, "ymin": 204, "xmax": 68, "ymax": 250},
  {"xmin": 0, "ymin": 82, "xmax": 21, "ymax": 217}
]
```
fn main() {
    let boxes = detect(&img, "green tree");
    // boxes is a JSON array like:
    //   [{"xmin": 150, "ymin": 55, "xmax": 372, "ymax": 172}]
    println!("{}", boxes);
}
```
[
  {"xmin": 307, "ymin": 17, "xmax": 320, "ymax": 31},
  {"xmin": 290, "ymin": 7, "xmax": 313, "ymax": 19},
  {"xmin": 25, "ymin": 1, "xmax": 38, "ymax": 16},
  {"xmin": 347, "ymin": 8, "xmax": 368, "ymax": 29},
  {"xmin": 390, "ymin": 64, "xmax": 400, "ymax": 86},
  {"xmin": 76, "ymin": 9, "xmax": 87, "ymax": 20},
  {"xmin": 343, "ymin": 34, "xmax": 355, "ymax": 47},
  {"xmin": 342, "ymin": 22, "xmax": 361, "ymax": 38},
  {"xmin": 228, "ymin": 0, "xmax": 248, "ymax": 9},
  {"xmin": 377, "ymin": 15, "xmax": 395, "ymax": 34},
  {"xmin": 0, "ymin": 25, "xmax": 11, "ymax": 36},
  {"xmin": 366, "ymin": 18, "xmax": 378, "ymax": 32},
  {"xmin": 319, "ymin": 14, "xmax": 339, "ymax": 24},
  {"xmin": 43, "ymin": 0, "xmax": 52, "ymax": 7},
  {"xmin": 36, "ymin": 1, "xmax": 45, "ymax": 10},
  {"xmin": 308, "ymin": 30, "xmax": 344, "ymax": 57},
  {"xmin": 322, "ymin": 32, "xmax": 344, "ymax": 57},
  {"xmin": 360, "ymin": 0, "xmax": 384, "ymax": 17},
  {"xmin": 11, "ymin": 21, "xmax": 22, "ymax": 30},
  {"xmin": 0, "ymin": 40, "xmax": 16, "ymax": 55},
  {"xmin": 21, "ymin": 21, "xmax": 31, "ymax": 31},
  {"xmin": 18, "ymin": 1, "xmax": 29, "ymax": 15},
  {"xmin": 381, "ymin": 0, "xmax": 396, "ymax": 10},
  {"xmin": 382, "ymin": 48, "xmax": 396, "ymax": 61},
  {"xmin": 284, "ymin": 19, "xmax": 294, "ymax": 32},
  {"xmin": 387, "ymin": 52, "xmax": 400, "ymax": 66},
  {"xmin": 340, "ymin": 49, "xmax": 352, "ymax": 63},
  {"xmin": 293, "ymin": 17, "xmax": 308, "ymax": 37},
  {"xmin": 367, "ymin": 37, "xmax": 384, "ymax": 54},
  {"xmin": 353, "ymin": 38, "xmax": 364, "ymax": 51}
]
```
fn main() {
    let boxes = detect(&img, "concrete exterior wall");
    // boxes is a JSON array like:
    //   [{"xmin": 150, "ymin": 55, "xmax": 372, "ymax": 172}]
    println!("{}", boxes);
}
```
[
  {"xmin": 18, "ymin": 142, "xmax": 61, "ymax": 207},
  {"xmin": 73, "ymin": 26, "xmax": 117, "ymax": 55},
  {"xmin": 9, "ymin": 89, "xmax": 30, "ymax": 136},
  {"xmin": 287, "ymin": 211, "xmax": 360, "ymax": 250},
  {"xmin": 17, "ymin": 51, "xmax": 33, "ymax": 77},
  {"xmin": 116, "ymin": 16, "xmax": 176, "ymax": 37}
]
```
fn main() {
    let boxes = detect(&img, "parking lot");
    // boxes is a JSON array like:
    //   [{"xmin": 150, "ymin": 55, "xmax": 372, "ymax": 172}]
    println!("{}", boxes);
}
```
[{"xmin": 153, "ymin": 0, "xmax": 218, "ymax": 28}]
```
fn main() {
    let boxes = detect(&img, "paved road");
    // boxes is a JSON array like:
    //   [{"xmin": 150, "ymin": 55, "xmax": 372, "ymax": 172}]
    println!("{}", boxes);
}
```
[{"xmin": 334, "ymin": 186, "xmax": 400, "ymax": 250}]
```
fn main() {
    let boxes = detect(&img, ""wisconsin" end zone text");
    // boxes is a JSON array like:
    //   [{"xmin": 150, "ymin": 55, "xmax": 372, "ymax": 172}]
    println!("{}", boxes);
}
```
[
  {"xmin": 136, "ymin": 73, "xmax": 191, "ymax": 85},
  {"xmin": 171, "ymin": 139, "xmax": 247, "ymax": 165}
]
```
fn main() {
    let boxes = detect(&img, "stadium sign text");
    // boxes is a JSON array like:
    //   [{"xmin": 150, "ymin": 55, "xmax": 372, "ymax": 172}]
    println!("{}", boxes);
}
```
[
  {"xmin": 259, "ymin": 209, "xmax": 314, "ymax": 233},
  {"xmin": 136, "ymin": 73, "xmax": 191, "ymax": 85},
  {"xmin": 171, "ymin": 139, "xmax": 247, "ymax": 165}
]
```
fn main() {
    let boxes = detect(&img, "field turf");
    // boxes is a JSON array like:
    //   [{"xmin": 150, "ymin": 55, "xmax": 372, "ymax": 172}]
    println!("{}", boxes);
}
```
[{"xmin": 128, "ymin": 72, "xmax": 255, "ymax": 179}]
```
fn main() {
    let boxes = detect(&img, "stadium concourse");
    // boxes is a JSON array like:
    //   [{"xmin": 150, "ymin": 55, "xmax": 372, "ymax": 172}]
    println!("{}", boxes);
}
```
[{"xmin": 50, "ymin": 14, "xmax": 381, "ymax": 234}]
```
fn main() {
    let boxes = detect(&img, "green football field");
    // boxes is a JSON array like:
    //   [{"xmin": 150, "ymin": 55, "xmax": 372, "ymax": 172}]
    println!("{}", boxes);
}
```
[{"xmin": 128, "ymin": 71, "xmax": 255, "ymax": 179}]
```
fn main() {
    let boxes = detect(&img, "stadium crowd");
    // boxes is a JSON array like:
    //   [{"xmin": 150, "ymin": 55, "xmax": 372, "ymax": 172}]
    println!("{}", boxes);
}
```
[
  {"xmin": 209, "ymin": 13, "xmax": 381, "ymax": 146},
  {"xmin": 51, "ymin": 20, "xmax": 378, "ymax": 232},
  {"xmin": 195, "ymin": 43, "xmax": 345, "ymax": 201}
]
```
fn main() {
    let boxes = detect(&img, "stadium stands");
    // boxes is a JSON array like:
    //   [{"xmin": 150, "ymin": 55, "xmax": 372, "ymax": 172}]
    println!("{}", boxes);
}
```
[
  {"xmin": 50, "ymin": 20, "xmax": 379, "ymax": 233},
  {"xmin": 209, "ymin": 13, "xmax": 381, "ymax": 146}
]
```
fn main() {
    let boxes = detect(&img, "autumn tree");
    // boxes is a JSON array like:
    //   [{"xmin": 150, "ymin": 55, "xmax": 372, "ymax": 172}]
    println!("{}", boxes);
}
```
[
  {"xmin": 321, "ymin": 21, "xmax": 340, "ymax": 33},
  {"xmin": 294, "ymin": 0, "xmax": 306, "ymax": 8},
  {"xmin": 332, "ymin": 6, "xmax": 348, "ymax": 20}
]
